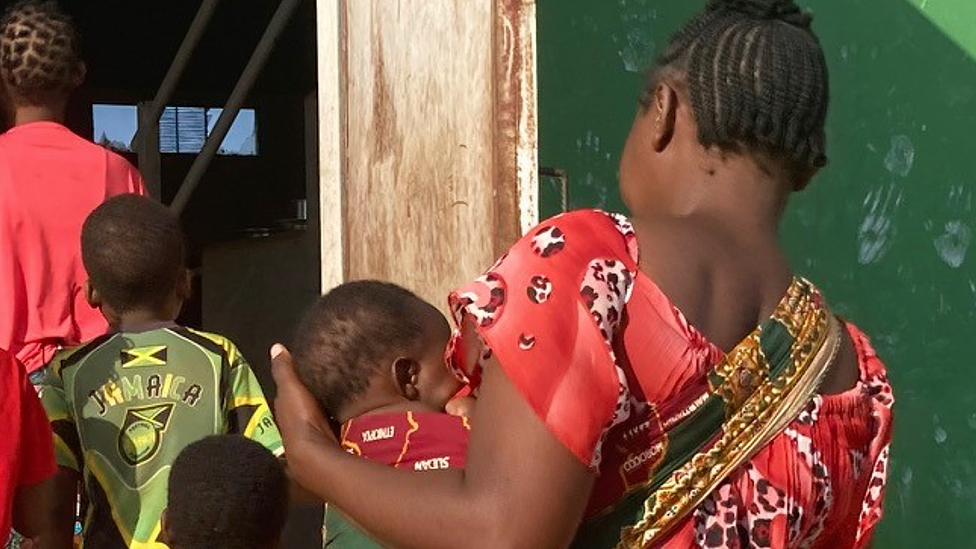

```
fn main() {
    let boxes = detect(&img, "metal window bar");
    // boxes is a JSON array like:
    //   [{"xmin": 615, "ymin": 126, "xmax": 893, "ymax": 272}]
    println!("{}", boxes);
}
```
[
  {"xmin": 170, "ymin": 0, "xmax": 305, "ymax": 214},
  {"xmin": 133, "ymin": 0, "xmax": 223, "ymax": 149}
]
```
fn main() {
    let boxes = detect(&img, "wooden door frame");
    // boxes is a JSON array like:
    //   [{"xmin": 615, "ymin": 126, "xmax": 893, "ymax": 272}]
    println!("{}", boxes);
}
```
[{"xmin": 315, "ymin": 0, "xmax": 538, "ymax": 294}]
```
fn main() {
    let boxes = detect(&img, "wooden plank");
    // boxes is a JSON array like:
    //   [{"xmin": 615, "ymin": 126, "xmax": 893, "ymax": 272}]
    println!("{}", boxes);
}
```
[
  {"xmin": 494, "ymin": 0, "xmax": 539, "ymax": 244},
  {"xmin": 317, "ymin": 0, "xmax": 346, "ymax": 293},
  {"xmin": 344, "ymin": 0, "xmax": 498, "ymax": 309},
  {"xmin": 318, "ymin": 0, "xmax": 537, "ymax": 311}
]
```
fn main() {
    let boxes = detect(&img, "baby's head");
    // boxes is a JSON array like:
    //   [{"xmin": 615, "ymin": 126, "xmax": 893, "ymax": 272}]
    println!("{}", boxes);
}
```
[
  {"xmin": 164, "ymin": 436, "xmax": 288, "ymax": 549},
  {"xmin": 292, "ymin": 280, "xmax": 462, "ymax": 423}
]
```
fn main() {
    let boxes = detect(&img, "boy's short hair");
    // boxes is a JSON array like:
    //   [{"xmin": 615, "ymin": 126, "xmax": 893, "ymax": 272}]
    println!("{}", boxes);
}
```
[
  {"xmin": 81, "ymin": 194, "xmax": 185, "ymax": 313},
  {"xmin": 0, "ymin": 0, "xmax": 82, "ymax": 104},
  {"xmin": 166, "ymin": 435, "xmax": 288, "ymax": 549},
  {"xmin": 292, "ymin": 280, "xmax": 434, "ymax": 416}
]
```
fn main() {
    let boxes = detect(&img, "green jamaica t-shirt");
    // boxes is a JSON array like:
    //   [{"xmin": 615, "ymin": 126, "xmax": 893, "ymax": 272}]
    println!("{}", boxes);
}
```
[{"xmin": 39, "ymin": 326, "xmax": 283, "ymax": 549}]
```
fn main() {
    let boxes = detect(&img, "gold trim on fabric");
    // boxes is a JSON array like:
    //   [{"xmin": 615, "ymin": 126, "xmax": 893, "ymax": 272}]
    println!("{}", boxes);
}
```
[
  {"xmin": 617, "ymin": 278, "xmax": 842, "ymax": 548},
  {"xmin": 709, "ymin": 331, "xmax": 769, "ymax": 413}
]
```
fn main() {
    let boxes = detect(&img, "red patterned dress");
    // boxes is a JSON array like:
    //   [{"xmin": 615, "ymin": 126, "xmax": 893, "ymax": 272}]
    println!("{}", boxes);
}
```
[{"xmin": 448, "ymin": 210, "xmax": 893, "ymax": 549}]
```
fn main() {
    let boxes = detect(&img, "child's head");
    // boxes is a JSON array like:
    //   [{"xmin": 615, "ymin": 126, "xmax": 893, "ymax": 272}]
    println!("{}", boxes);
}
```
[
  {"xmin": 0, "ymin": 1, "xmax": 84, "ymax": 112},
  {"xmin": 164, "ymin": 435, "xmax": 288, "ymax": 549},
  {"xmin": 81, "ymin": 194, "xmax": 190, "ymax": 325},
  {"xmin": 292, "ymin": 280, "xmax": 462, "ymax": 422}
]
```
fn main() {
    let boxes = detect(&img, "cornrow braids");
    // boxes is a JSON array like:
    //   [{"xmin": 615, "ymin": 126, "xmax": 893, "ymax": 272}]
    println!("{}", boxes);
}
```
[
  {"xmin": 0, "ymin": 0, "xmax": 81, "ymax": 105},
  {"xmin": 646, "ymin": 0, "xmax": 829, "ymax": 182}
]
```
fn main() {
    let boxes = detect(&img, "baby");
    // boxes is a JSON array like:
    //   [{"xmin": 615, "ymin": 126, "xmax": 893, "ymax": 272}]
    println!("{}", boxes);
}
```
[{"xmin": 291, "ymin": 280, "xmax": 469, "ymax": 548}]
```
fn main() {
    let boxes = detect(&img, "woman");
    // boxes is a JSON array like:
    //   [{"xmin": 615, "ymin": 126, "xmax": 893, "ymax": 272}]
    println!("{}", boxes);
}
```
[{"xmin": 272, "ymin": 0, "xmax": 893, "ymax": 547}]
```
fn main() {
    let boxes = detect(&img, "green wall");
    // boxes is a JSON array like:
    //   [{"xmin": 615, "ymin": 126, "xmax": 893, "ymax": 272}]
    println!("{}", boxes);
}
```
[{"xmin": 537, "ymin": 0, "xmax": 976, "ymax": 546}]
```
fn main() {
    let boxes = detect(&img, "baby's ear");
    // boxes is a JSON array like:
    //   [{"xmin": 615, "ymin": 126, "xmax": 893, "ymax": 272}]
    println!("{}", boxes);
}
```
[{"xmin": 391, "ymin": 357, "xmax": 421, "ymax": 401}]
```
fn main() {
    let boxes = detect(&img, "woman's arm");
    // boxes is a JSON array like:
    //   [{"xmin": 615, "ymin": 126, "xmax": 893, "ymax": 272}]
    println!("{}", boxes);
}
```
[{"xmin": 272, "ymin": 345, "xmax": 595, "ymax": 549}]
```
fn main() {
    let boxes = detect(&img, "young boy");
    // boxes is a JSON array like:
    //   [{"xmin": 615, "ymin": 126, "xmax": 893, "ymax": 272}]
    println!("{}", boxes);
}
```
[
  {"xmin": 291, "ymin": 281, "xmax": 469, "ymax": 548},
  {"xmin": 37, "ymin": 195, "xmax": 283, "ymax": 549},
  {"xmin": 163, "ymin": 435, "xmax": 288, "ymax": 549}
]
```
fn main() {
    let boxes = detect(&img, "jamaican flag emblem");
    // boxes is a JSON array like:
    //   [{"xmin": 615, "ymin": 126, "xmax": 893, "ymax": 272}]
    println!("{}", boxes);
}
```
[
  {"xmin": 120, "ymin": 346, "xmax": 167, "ymax": 369},
  {"xmin": 118, "ymin": 403, "xmax": 174, "ymax": 465}
]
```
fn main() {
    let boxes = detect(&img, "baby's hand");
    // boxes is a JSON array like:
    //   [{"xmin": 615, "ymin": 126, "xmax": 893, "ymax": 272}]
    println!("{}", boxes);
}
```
[{"xmin": 445, "ymin": 395, "xmax": 476, "ymax": 418}]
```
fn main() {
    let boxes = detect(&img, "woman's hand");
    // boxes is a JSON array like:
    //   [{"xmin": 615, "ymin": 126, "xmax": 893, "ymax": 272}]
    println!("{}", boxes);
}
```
[{"xmin": 270, "ymin": 344, "xmax": 338, "ymax": 482}]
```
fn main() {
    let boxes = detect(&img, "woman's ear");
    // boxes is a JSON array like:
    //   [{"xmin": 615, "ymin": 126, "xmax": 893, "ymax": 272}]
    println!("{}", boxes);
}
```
[
  {"xmin": 649, "ymin": 82, "xmax": 678, "ymax": 153},
  {"xmin": 392, "ymin": 358, "xmax": 421, "ymax": 401}
]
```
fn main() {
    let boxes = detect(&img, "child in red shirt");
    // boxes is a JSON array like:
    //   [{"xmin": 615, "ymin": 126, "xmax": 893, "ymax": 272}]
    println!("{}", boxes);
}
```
[
  {"xmin": 291, "ymin": 281, "xmax": 468, "ymax": 548},
  {"xmin": 0, "ymin": 0, "xmax": 146, "ymax": 376}
]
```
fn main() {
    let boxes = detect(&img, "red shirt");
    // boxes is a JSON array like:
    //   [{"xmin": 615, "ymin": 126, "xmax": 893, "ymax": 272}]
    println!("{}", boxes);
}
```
[
  {"xmin": 0, "ymin": 122, "xmax": 146, "ymax": 372},
  {"xmin": 340, "ymin": 410, "xmax": 469, "ymax": 471},
  {"xmin": 0, "ymin": 349, "xmax": 57, "ymax": 543}
]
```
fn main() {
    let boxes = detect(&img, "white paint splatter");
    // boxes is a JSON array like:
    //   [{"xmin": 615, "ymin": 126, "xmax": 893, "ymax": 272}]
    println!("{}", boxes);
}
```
[
  {"xmin": 884, "ymin": 135, "xmax": 915, "ymax": 177},
  {"xmin": 618, "ymin": 27, "xmax": 655, "ymax": 73},
  {"xmin": 934, "ymin": 415, "xmax": 948, "ymax": 444},
  {"xmin": 934, "ymin": 220, "xmax": 972, "ymax": 268},
  {"xmin": 575, "ymin": 131, "xmax": 613, "ymax": 209},
  {"xmin": 857, "ymin": 184, "xmax": 902, "ymax": 265},
  {"xmin": 901, "ymin": 466, "xmax": 913, "ymax": 486}
]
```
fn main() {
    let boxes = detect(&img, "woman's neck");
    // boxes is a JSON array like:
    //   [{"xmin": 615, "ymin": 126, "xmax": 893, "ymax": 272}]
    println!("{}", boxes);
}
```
[{"xmin": 662, "ymin": 164, "xmax": 791, "ymax": 236}]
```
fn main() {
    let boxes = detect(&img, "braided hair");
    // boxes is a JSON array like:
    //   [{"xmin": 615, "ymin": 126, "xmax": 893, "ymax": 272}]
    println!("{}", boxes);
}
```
[
  {"xmin": 644, "ymin": 0, "xmax": 828, "ymax": 182},
  {"xmin": 0, "ymin": 0, "xmax": 82, "ymax": 105}
]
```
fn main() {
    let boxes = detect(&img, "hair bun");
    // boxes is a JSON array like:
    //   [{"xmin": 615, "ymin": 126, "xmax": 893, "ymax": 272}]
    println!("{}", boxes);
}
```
[{"xmin": 706, "ymin": 0, "xmax": 812, "ymax": 29}]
